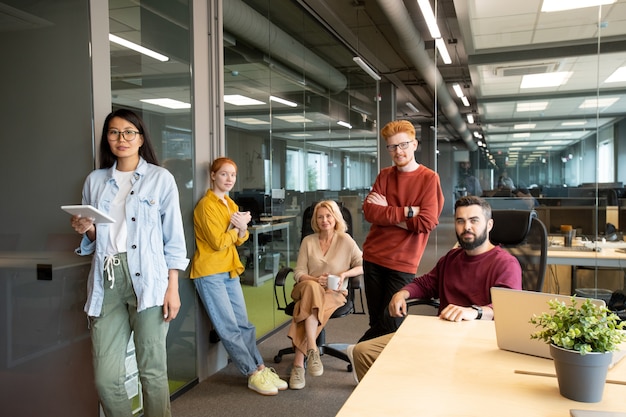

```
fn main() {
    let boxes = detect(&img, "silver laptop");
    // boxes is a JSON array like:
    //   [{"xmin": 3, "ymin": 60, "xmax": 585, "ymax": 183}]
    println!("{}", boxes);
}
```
[{"xmin": 490, "ymin": 287, "xmax": 626, "ymax": 367}]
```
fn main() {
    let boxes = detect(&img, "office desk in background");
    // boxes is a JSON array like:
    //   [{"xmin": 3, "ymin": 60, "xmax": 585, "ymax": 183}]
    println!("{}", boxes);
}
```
[
  {"xmin": 337, "ymin": 315, "xmax": 626, "ymax": 417},
  {"xmin": 248, "ymin": 217, "xmax": 293, "ymax": 286},
  {"xmin": 547, "ymin": 243, "xmax": 626, "ymax": 295}
]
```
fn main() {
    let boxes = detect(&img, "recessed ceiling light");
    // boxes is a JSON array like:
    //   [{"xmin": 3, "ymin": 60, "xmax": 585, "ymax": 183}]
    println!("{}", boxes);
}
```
[
  {"xmin": 561, "ymin": 121, "xmax": 587, "ymax": 126},
  {"xmin": 550, "ymin": 132, "xmax": 572, "ymax": 137},
  {"xmin": 275, "ymin": 115, "xmax": 313, "ymax": 123},
  {"xmin": 513, "ymin": 133, "xmax": 530, "ymax": 138},
  {"xmin": 605, "ymin": 66, "xmax": 626, "ymax": 83},
  {"xmin": 517, "ymin": 102, "xmax": 549, "ymax": 112},
  {"xmin": 337, "ymin": 121, "xmax": 352, "ymax": 129},
  {"xmin": 141, "ymin": 98, "xmax": 190, "ymax": 109},
  {"xmin": 290, "ymin": 133, "xmax": 312, "ymax": 137},
  {"xmin": 520, "ymin": 72, "xmax": 572, "ymax": 88},
  {"xmin": 224, "ymin": 94, "xmax": 265, "ymax": 106},
  {"xmin": 228, "ymin": 117, "xmax": 270, "ymax": 125},
  {"xmin": 579, "ymin": 97, "xmax": 619, "ymax": 109},
  {"xmin": 269, "ymin": 96, "xmax": 297, "ymax": 107},
  {"xmin": 514, "ymin": 123, "xmax": 536, "ymax": 129},
  {"xmin": 541, "ymin": 0, "xmax": 616, "ymax": 12}
]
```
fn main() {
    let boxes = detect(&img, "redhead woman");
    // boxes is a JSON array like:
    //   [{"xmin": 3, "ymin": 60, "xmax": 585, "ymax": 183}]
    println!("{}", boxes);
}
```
[{"xmin": 190, "ymin": 157, "xmax": 287, "ymax": 396}]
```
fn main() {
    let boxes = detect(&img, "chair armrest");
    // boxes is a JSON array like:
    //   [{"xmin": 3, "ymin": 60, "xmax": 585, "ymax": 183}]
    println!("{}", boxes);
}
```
[
  {"xmin": 406, "ymin": 298, "xmax": 440, "ymax": 310},
  {"xmin": 348, "ymin": 274, "xmax": 363, "ymax": 290}
]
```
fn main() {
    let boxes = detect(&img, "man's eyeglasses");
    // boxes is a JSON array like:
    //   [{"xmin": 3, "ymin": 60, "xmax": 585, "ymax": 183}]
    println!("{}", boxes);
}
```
[
  {"xmin": 107, "ymin": 129, "xmax": 141, "ymax": 142},
  {"xmin": 386, "ymin": 140, "xmax": 414, "ymax": 152}
]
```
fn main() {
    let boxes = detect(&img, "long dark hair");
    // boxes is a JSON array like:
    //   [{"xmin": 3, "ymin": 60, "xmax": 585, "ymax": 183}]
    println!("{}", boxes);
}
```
[{"xmin": 99, "ymin": 108, "xmax": 160, "ymax": 168}]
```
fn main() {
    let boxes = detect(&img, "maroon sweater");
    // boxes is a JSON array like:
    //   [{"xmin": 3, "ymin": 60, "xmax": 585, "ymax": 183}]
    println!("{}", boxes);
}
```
[{"xmin": 403, "ymin": 246, "xmax": 523, "ymax": 312}]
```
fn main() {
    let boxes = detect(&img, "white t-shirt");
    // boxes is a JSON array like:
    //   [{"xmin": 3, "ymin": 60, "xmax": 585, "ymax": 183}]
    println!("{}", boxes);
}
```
[{"xmin": 106, "ymin": 170, "xmax": 134, "ymax": 256}]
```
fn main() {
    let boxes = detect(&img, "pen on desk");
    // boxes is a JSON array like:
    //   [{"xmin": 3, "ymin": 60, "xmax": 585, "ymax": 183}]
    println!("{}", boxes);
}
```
[{"xmin": 514, "ymin": 369, "xmax": 626, "ymax": 386}]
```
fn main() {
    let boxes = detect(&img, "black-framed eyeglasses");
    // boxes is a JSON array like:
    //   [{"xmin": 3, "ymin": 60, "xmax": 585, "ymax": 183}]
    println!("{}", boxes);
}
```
[
  {"xmin": 386, "ymin": 140, "xmax": 414, "ymax": 152},
  {"xmin": 107, "ymin": 129, "xmax": 141, "ymax": 142}
]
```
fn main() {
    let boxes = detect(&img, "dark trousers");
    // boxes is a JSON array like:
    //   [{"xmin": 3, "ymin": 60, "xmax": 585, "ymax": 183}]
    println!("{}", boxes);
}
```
[{"xmin": 359, "ymin": 260, "xmax": 414, "ymax": 342}]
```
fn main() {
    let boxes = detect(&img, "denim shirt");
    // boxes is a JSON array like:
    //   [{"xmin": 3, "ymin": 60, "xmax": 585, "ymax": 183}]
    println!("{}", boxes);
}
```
[{"xmin": 76, "ymin": 157, "xmax": 189, "ymax": 316}]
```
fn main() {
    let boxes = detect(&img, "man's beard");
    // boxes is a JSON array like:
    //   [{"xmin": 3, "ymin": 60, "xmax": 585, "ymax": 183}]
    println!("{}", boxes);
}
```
[{"xmin": 456, "ymin": 226, "xmax": 488, "ymax": 250}]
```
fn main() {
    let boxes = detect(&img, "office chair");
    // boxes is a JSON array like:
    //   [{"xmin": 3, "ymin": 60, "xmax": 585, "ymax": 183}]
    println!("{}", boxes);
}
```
[
  {"xmin": 272, "ymin": 201, "xmax": 364, "ymax": 371},
  {"xmin": 407, "ymin": 209, "xmax": 548, "ymax": 312},
  {"xmin": 490, "ymin": 209, "xmax": 548, "ymax": 292}
]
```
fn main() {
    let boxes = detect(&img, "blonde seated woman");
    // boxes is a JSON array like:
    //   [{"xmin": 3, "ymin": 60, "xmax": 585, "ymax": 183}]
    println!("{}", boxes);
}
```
[{"xmin": 288, "ymin": 200, "xmax": 363, "ymax": 389}]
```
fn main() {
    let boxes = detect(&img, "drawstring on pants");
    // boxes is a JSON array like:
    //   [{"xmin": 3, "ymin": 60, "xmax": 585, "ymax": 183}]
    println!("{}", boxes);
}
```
[{"xmin": 104, "ymin": 255, "xmax": 120, "ymax": 289}]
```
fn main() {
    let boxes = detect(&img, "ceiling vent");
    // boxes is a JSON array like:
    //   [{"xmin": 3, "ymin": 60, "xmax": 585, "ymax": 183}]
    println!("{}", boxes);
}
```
[{"xmin": 494, "ymin": 62, "xmax": 561, "ymax": 77}]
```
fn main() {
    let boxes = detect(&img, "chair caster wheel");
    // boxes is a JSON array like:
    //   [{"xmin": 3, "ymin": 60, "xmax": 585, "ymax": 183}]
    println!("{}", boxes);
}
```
[
  {"xmin": 274, "ymin": 355, "xmax": 282, "ymax": 363},
  {"xmin": 347, "ymin": 364, "xmax": 353, "ymax": 372}
]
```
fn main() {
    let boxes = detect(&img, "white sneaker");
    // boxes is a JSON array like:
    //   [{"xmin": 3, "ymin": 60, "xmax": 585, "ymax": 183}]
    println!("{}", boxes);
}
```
[{"xmin": 346, "ymin": 344, "xmax": 359, "ymax": 384}]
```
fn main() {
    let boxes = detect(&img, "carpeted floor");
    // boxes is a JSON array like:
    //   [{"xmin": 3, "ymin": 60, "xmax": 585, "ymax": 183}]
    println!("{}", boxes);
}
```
[
  {"xmin": 171, "ymin": 215, "xmax": 455, "ymax": 416},
  {"xmin": 171, "ymin": 312, "xmax": 369, "ymax": 417}
]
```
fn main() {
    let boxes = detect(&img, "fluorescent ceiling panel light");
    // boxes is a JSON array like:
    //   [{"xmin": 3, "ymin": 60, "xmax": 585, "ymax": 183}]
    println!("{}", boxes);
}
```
[
  {"xmin": 109, "ymin": 34, "xmax": 169, "ymax": 62},
  {"xmin": 275, "ymin": 115, "xmax": 313, "ymax": 123},
  {"xmin": 417, "ymin": 0, "xmax": 441, "ymax": 38},
  {"xmin": 337, "ymin": 121, "xmax": 352, "ymax": 129},
  {"xmin": 140, "ymin": 98, "xmax": 190, "ymax": 109},
  {"xmin": 513, "ymin": 133, "xmax": 531, "ymax": 138},
  {"xmin": 435, "ymin": 38, "xmax": 452, "ymax": 64},
  {"xmin": 520, "ymin": 72, "xmax": 572, "ymax": 88},
  {"xmin": 224, "ymin": 94, "xmax": 265, "ymax": 106},
  {"xmin": 541, "ymin": 0, "xmax": 616, "ymax": 12},
  {"xmin": 353, "ymin": 57, "xmax": 382, "ymax": 81},
  {"xmin": 290, "ymin": 133, "xmax": 312, "ymax": 137},
  {"xmin": 579, "ymin": 97, "xmax": 619, "ymax": 109},
  {"xmin": 461, "ymin": 96, "xmax": 470, "ymax": 107},
  {"xmin": 605, "ymin": 66, "xmax": 626, "ymax": 83},
  {"xmin": 512, "ymin": 142, "xmax": 528, "ymax": 146},
  {"xmin": 228, "ymin": 117, "xmax": 270, "ymax": 125},
  {"xmin": 516, "ymin": 101, "xmax": 548, "ymax": 112},
  {"xmin": 561, "ymin": 120, "xmax": 587, "ymax": 126},
  {"xmin": 550, "ymin": 132, "xmax": 572, "ymax": 137},
  {"xmin": 514, "ymin": 123, "xmax": 536, "ymax": 129},
  {"xmin": 509, "ymin": 147, "xmax": 523, "ymax": 151},
  {"xmin": 537, "ymin": 146, "xmax": 553, "ymax": 150},
  {"xmin": 452, "ymin": 83, "xmax": 464, "ymax": 98},
  {"xmin": 466, "ymin": 114, "xmax": 474, "ymax": 124},
  {"xmin": 269, "ymin": 95, "xmax": 297, "ymax": 107},
  {"xmin": 406, "ymin": 102, "xmax": 420, "ymax": 113}
]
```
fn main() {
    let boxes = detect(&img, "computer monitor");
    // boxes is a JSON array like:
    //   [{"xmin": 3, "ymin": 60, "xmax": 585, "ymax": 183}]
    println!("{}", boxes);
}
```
[{"xmin": 233, "ymin": 191, "xmax": 265, "ymax": 224}]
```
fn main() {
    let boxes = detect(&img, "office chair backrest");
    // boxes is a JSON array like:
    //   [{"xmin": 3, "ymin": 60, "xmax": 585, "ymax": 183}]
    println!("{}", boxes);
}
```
[
  {"xmin": 300, "ymin": 201, "xmax": 353, "ymax": 241},
  {"xmin": 489, "ymin": 210, "xmax": 548, "ymax": 292}
]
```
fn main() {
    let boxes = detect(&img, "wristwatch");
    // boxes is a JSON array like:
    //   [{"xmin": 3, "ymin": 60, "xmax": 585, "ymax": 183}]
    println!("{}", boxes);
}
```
[
  {"xmin": 407, "ymin": 206, "xmax": 414, "ymax": 219},
  {"xmin": 471, "ymin": 305, "xmax": 483, "ymax": 320}
]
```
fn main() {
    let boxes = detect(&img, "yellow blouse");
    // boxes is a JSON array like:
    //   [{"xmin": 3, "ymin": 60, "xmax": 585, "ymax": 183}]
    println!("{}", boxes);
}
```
[{"xmin": 190, "ymin": 189, "xmax": 249, "ymax": 278}]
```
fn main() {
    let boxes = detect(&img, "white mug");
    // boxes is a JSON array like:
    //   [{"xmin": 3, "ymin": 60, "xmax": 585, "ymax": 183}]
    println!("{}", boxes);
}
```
[{"xmin": 327, "ymin": 274, "xmax": 341, "ymax": 291}]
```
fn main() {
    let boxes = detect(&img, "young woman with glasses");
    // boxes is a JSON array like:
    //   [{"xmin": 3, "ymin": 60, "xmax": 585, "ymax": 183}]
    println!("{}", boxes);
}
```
[{"xmin": 70, "ymin": 108, "xmax": 189, "ymax": 417}]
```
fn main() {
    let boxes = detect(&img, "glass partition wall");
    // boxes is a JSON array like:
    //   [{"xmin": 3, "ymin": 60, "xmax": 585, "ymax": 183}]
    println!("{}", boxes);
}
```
[
  {"xmin": 223, "ymin": 0, "xmax": 379, "ymax": 335},
  {"xmin": 461, "ymin": 0, "xmax": 626, "ymax": 299},
  {"xmin": 107, "ymin": 0, "xmax": 197, "ymax": 407}
]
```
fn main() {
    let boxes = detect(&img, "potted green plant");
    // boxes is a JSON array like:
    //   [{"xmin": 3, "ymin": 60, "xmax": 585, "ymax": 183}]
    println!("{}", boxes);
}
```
[{"xmin": 529, "ymin": 297, "xmax": 626, "ymax": 403}]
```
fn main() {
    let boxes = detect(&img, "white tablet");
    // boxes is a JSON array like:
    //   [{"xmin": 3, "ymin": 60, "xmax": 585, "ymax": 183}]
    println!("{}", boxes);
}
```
[{"xmin": 61, "ymin": 205, "xmax": 116, "ymax": 223}]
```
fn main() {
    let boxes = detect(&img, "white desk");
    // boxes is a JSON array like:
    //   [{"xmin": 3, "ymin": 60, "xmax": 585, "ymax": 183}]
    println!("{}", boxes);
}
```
[
  {"xmin": 248, "ymin": 220, "xmax": 291, "ymax": 286},
  {"xmin": 547, "ymin": 245, "xmax": 626, "ymax": 295},
  {"xmin": 337, "ymin": 315, "xmax": 626, "ymax": 417},
  {"xmin": 547, "ymin": 246, "xmax": 626, "ymax": 268}
]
